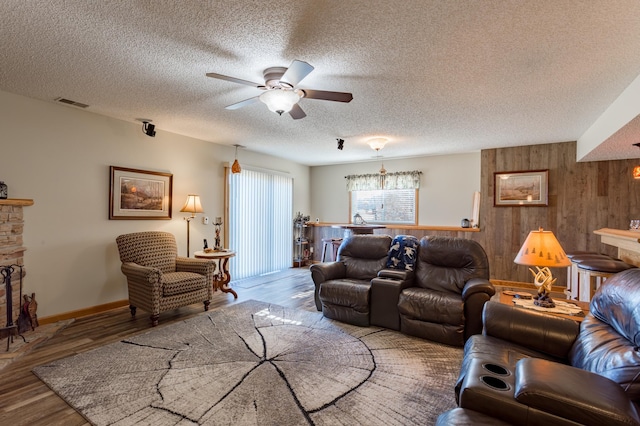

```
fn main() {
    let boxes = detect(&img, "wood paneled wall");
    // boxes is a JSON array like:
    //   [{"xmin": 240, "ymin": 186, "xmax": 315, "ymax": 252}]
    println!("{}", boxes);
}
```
[
  {"xmin": 310, "ymin": 141, "xmax": 640, "ymax": 286},
  {"xmin": 475, "ymin": 141, "xmax": 640, "ymax": 285}
]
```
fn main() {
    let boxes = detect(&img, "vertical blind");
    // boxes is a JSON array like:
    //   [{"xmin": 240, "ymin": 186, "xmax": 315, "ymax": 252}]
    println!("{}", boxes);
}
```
[{"xmin": 228, "ymin": 167, "xmax": 293, "ymax": 280}]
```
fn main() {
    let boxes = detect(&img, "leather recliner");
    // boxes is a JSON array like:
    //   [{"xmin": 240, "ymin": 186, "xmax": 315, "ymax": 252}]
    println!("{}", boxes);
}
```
[
  {"xmin": 310, "ymin": 234, "xmax": 392, "ymax": 326},
  {"xmin": 454, "ymin": 268, "xmax": 640, "ymax": 425},
  {"xmin": 372, "ymin": 236, "xmax": 494, "ymax": 346}
]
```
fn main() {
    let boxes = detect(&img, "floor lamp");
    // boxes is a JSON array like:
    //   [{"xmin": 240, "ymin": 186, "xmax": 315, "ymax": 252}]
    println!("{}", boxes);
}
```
[{"xmin": 180, "ymin": 194, "xmax": 204, "ymax": 257}]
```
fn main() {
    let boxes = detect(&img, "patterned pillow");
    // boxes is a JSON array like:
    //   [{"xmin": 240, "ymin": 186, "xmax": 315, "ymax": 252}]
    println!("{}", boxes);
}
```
[{"xmin": 386, "ymin": 235, "xmax": 419, "ymax": 271}]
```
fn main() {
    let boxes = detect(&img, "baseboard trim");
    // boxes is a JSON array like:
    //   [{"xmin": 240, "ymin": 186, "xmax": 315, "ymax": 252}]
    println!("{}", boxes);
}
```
[
  {"xmin": 39, "ymin": 299, "xmax": 129, "ymax": 325},
  {"xmin": 37, "ymin": 280, "xmax": 564, "ymax": 325}
]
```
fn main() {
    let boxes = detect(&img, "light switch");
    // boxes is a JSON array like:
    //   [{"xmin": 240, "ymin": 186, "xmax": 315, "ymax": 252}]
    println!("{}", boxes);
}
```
[{"xmin": 203, "ymin": 216, "xmax": 209, "ymax": 225}]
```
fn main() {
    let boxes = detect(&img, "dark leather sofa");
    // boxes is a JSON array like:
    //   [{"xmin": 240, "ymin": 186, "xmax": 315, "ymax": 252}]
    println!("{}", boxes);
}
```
[
  {"xmin": 310, "ymin": 234, "xmax": 495, "ymax": 346},
  {"xmin": 453, "ymin": 268, "xmax": 640, "ymax": 425}
]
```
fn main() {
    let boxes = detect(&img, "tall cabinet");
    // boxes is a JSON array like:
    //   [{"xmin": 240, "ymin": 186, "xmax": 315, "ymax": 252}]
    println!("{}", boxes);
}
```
[{"xmin": 293, "ymin": 212, "xmax": 311, "ymax": 267}]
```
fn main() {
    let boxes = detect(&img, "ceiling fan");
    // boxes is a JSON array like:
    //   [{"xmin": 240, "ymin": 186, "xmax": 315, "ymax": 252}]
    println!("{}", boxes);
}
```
[{"xmin": 206, "ymin": 60, "xmax": 353, "ymax": 119}]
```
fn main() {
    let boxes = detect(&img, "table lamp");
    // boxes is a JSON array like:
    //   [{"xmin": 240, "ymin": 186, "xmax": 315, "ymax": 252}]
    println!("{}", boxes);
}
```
[
  {"xmin": 514, "ymin": 227, "xmax": 571, "ymax": 308},
  {"xmin": 180, "ymin": 194, "xmax": 204, "ymax": 257}
]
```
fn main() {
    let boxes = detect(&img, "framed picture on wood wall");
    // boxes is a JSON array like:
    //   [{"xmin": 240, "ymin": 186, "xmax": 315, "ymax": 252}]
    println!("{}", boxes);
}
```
[
  {"xmin": 494, "ymin": 169, "xmax": 548, "ymax": 207},
  {"xmin": 109, "ymin": 166, "xmax": 173, "ymax": 219}
]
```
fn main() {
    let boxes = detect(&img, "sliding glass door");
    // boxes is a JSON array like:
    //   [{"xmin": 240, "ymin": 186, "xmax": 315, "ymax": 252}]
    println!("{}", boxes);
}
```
[{"xmin": 228, "ymin": 167, "xmax": 293, "ymax": 280}]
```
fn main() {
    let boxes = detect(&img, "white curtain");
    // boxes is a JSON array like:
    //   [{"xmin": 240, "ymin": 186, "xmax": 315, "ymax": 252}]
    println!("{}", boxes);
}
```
[
  {"xmin": 228, "ymin": 167, "xmax": 293, "ymax": 280},
  {"xmin": 345, "ymin": 170, "xmax": 422, "ymax": 191}
]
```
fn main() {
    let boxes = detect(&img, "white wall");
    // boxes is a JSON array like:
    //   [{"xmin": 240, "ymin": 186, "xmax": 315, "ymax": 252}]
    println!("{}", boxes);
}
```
[
  {"xmin": 309, "ymin": 153, "xmax": 481, "ymax": 226},
  {"xmin": 0, "ymin": 90, "xmax": 310, "ymax": 318}
]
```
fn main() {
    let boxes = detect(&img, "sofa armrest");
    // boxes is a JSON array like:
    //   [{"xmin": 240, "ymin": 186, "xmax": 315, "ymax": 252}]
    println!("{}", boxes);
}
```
[
  {"xmin": 515, "ymin": 358, "xmax": 640, "ymax": 426},
  {"xmin": 121, "ymin": 262, "xmax": 161, "ymax": 286},
  {"xmin": 377, "ymin": 268, "xmax": 414, "ymax": 282},
  {"xmin": 370, "ymin": 275, "xmax": 413, "ymax": 330},
  {"xmin": 483, "ymin": 301, "xmax": 579, "ymax": 360},
  {"xmin": 310, "ymin": 262, "xmax": 347, "ymax": 311},
  {"xmin": 461, "ymin": 278, "xmax": 495, "ymax": 300},
  {"xmin": 176, "ymin": 256, "xmax": 216, "ymax": 282},
  {"xmin": 461, "ymin": 278, "xmax": 494, "ymax": 340}
]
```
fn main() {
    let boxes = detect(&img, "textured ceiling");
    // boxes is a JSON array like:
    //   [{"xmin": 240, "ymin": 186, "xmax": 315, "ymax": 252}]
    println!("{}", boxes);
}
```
[{"xmin": 2, "ymin": 1, "xmax": 640, "ymax": 166}]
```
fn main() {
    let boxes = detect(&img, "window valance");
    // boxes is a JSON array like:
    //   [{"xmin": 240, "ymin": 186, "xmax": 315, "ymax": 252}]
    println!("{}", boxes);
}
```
[{"xmin": 345, "ymin": 170, "xmax": 422, "ymax": 191}]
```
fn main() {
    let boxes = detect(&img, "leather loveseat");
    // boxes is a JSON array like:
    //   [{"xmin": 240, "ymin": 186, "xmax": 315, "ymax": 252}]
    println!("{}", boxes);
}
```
[
  {"xmin": 311, "ymin": 234, "xmax": 495, "ymax": 347},
  {"xmin": 454, "ymin": 268, "xmax": 640, "ymax": 425}
]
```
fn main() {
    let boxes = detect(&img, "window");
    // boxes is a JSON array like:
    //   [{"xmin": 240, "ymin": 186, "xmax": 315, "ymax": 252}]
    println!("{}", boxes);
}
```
[
  {"xmin": 351, "ymin": 189, "xmax": 417, "ymax": 224},
  {"xmin": 346, "ymin": 170, "xmax": 422, "ymax": 225}
]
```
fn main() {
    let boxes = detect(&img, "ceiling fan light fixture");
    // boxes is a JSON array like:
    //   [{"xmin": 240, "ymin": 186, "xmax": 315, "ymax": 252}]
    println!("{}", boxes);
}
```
[{"xmin": 259, "ymin": 89, "xmax": 301, "ymax": 115}]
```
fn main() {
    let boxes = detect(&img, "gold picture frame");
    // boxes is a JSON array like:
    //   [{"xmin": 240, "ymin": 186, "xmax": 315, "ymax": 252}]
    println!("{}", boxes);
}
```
[
  {"xmin": 109, "ymin": 166, "xmax": 173, "ymax": 219},
  {"xmin": 494, "ymin": 169, "xmax": 548, "ymax": 207}
]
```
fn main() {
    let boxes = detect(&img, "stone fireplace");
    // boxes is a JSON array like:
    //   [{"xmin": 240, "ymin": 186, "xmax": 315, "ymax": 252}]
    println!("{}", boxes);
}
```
[{"xmin": 0, "ymin": 198, "xmax": 34, "ymax": 328}]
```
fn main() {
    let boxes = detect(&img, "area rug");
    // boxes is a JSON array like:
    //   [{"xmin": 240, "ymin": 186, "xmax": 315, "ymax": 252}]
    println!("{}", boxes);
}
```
[{"xmin": 33, "ymin": 300, "xmax": 462, "ymax": 425}]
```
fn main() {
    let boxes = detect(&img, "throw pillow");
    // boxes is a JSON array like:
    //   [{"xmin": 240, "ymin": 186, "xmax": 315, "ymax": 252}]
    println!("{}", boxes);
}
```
[{"xmin": 386, "ymin": 235, "xmax": 419, "ymax": 271}]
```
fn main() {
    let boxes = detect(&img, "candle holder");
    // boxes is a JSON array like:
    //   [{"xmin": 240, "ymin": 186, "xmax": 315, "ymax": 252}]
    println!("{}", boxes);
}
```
[{"xmin": 213, "ymin": 218, "xmax": 223, "ymax": 250}]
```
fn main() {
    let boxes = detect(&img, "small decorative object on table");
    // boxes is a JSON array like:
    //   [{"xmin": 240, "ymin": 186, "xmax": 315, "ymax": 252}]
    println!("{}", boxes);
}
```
[
  {"xmin": 353, "ymin": 212, "xmax": 366, "ymax": 225},
  {"xmin": 0, "ymin": 181, "xmax": 7, "ymax": 199},
  {"xmin": 213, "ymin": 217, "xmax": 223, "ymax": 250}
]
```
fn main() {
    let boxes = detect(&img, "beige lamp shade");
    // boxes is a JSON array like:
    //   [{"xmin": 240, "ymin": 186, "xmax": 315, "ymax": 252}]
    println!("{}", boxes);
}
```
[
  {"xmin": 180, "ymin": 194, "xmax": 204, "ymax": 217},
  {"xmin": 514, "ymin": 227, "xmax": 571, "ymax": 268}
]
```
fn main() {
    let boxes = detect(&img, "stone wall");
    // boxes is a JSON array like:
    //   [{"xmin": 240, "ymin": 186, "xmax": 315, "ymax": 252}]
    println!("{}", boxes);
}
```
[{"xmin": 0, "ymin": 199, "xmax": 33, "ymax": 326}]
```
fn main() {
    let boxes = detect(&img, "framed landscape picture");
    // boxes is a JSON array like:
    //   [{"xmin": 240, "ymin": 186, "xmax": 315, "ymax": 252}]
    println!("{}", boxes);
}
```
[
  {"xmin": 494, "ymin": 169, "xmax": 548, "ymax": 207},
  {"xmin": 109, "ymin": 166, "xmax": 173, "ymax": 219}
]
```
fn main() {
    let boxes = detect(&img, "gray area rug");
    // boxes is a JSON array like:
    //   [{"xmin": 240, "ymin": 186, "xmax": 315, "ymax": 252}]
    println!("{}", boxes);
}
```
[{"xmin": 33, "ymin": 300, "xmax": 462, "ymax": 425}]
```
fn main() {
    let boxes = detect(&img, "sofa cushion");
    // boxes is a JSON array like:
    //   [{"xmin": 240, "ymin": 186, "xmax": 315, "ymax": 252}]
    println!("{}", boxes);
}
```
[
  {"xmin": 162, "ymin": 272, "xmax": 207, "ymax": 297},
  {"xmin": 398, "ymin": 287, "xmax": 464, "ymax": 325},
  {"xmin": 414, "ymin": 236, "xmax": 490, "ymax": 293},
  {"xmin": 338, "ymin": 235, "xmax": 392, "ymax": 280},
  {"xmin": 515, "ymin": 358, "xmax": 640, "ymax": 426},
  {"xmin": 569, "ymin": 269, "xmax": 640, "ymax": 403},
  {"xmin": 589, "ymin": 269, "xmax": 640, "ymax": 347},
  {"xmin": 319, "ymin": 279, "xmax": 371, "ymax": 311},
  {"xmin": 386, "ymin": 235, "xmax": 419, "ymax": 271}
]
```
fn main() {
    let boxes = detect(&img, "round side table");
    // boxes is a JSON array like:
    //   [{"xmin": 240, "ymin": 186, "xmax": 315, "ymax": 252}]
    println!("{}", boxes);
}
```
[{"xmin": 194, "ymin": 250, "xmax": 238, "ymax": 299}]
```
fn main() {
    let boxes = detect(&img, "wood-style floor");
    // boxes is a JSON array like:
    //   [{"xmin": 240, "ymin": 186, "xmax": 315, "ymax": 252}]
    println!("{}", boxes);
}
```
[{"xmin": 0, "ymin": 267, "xmax": 316, "ymax": 426}]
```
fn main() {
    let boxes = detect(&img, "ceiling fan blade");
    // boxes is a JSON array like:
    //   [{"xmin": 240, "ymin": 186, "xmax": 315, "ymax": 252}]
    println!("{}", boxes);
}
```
[
  {"xmin": 280, "ymin": 60, "xmax": 314, "ymax": 87},
  {"xmin": 225, "ymin": 96, "xmax": 260, "ymax": 110},
  {"xmin": 206, "ymin": 72, "xmax": 264, "ymax": 88},
  {"xmin": 301, "ymin": 89, "xmax": 353, "ymax": 103},
  {"xmin": 289, "ymin": 103, "xmax": 306, "ymax": 120}
]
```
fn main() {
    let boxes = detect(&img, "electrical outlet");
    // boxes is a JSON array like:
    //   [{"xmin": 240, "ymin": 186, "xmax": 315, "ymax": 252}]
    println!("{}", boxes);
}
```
[{"xmin": 203, "ymin": 216, "xmax": 209, "ymax": 225}]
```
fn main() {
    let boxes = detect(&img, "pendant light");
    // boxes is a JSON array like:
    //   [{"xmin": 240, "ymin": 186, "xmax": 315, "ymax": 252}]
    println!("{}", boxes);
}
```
[
  {"xmin": 633, "ymin": 143, "xmax": 640, "ymax": 179},
  {"xmin": 367, "ymin": 138, "xmax": 388, "ymax": 175},
  {"xmin": 232, "ymin": 144, "xmax": 242, "ymax": 174}
]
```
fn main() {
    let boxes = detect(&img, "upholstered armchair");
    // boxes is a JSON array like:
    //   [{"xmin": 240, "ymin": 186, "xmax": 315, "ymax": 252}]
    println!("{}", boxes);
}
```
[{"xmin": 115, "ymin": 231, "xmax": 215, "ymax": 326}]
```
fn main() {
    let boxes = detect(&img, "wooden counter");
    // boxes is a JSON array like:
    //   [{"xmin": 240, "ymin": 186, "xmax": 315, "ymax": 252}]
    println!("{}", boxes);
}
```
[{"xmin": 594, "ymin": 228, "xmax": 640, "ymax": 267}]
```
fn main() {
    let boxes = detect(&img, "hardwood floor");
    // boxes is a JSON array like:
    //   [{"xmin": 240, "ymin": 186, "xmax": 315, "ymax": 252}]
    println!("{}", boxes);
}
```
[{"xmin": 0, "ymin": 267, "xmax": 316, "ymax": 426}]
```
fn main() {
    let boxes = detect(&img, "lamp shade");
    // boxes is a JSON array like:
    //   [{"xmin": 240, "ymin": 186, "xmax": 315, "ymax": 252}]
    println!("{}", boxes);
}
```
[
  {"xmin": 634, "ymin": 165, "xmax": 640, "ymax": 179},
  {"xmin": 259, "ymin": 89, "xmax": 301, "ymax": 115},
  {"xmin": 514, "ymin": 227, "xmax": 570, "ymax": 268},
  {"xmin": 368, "ymin": 138, "xmax": 388, "ymax": 151},
  {"xmin": 180, "ymin": 194, "xmax": 204, "ymax": 216}
]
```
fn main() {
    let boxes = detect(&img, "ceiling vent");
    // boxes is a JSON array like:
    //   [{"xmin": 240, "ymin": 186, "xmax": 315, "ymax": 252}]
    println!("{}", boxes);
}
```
[{"xmin": 54, "ymin": 97, "xmax": 89, "ymax": 108}]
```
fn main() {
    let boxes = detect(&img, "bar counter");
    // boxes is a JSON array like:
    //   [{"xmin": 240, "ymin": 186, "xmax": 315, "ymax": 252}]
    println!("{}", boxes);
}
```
[{"xmin": 594, "ymin": 228, "xmax": 640, "ymax": 267}]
